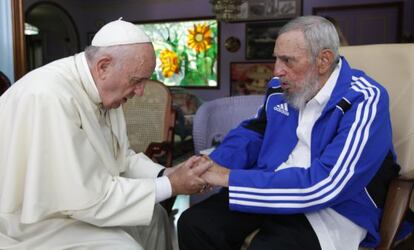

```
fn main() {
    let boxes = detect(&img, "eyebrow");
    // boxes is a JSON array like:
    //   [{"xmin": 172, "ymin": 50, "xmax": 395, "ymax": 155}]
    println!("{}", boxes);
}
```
[
  {"xmin": 130, "ymin": 77, "xmax": 145, "ymax": 84},
  {"xmin": 274, "ymin": 55, "xmax": 296, "ymax": 61}
]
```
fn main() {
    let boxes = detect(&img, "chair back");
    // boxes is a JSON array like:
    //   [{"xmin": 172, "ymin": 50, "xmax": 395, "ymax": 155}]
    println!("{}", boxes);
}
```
[
  {"xmin": 340, "ymin": 44, "xmax": 414, "ymax": 177},
  {"xmin": 123, "ymin": 80, "xmax": 174, "ymax": 154},
  {"xmin": 193, "ymin": 95, "xmax": 264, "ymax": 154},
  {"xmin": 0, "ymin": 71, "xmax": 11, "ymax": 96}
]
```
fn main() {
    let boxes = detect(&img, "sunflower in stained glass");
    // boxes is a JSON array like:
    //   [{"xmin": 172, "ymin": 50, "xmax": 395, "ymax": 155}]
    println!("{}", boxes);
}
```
[
  {"xmin": 160, "ymin": 49, "xmax": 180, "ymax": 78},
  {"xmin": 187, "ymin": 23, "xmax": 213, "ymax": 53}
]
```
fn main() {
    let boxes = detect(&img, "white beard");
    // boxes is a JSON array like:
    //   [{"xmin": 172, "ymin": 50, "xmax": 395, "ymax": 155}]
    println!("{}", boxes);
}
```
[{"xmin": 283, "ymin": 70, "xmax": 320, "ymax": 110}]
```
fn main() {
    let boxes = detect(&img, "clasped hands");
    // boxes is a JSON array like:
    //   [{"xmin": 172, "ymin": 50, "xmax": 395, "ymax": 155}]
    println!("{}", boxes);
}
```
[{"xmin": 165, "ymin": 155, "xmax": 229, "ymax": 196}]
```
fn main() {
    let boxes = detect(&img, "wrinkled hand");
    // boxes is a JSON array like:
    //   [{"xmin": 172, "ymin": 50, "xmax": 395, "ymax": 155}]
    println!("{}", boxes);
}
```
[
  {"xmin": 164, "ymin": 161, "xmax": 184, "ymax": 176},
  {"xmin": 194, "ymin": 155, "xmax": 230, "ymax": 188},
  {"xmin": 166, "ymin": 156, "xmax": 212, "ymax": 196},
  {"xmin": 201, "ymin": 163, "xmax": 230, "ymax": 187}
]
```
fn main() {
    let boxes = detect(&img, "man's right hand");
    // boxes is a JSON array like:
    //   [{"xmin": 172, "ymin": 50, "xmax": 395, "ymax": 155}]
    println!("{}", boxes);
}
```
[{"xmin": 166, "ymin": 156, "xmax": 212, "ymax": 196}]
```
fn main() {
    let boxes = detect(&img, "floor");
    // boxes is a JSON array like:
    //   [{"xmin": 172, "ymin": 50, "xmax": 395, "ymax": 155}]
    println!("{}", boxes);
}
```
[
  {"xmin": 170, "ymin": 137, "xmax": 194, "ymax": 250},
  {"xmin": 170, "ymin": 195, "xmax": 190, "ymax": 250}
]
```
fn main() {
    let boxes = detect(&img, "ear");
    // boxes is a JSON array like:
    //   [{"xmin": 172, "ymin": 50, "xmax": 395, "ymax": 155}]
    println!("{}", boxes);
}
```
[
  {"xmin": 316, "ymin": 49, "xmax": 335, "ymax": 75},
  {"xmin": 94, "ymin": 55, "xmax": 112, "ymax": 80}
]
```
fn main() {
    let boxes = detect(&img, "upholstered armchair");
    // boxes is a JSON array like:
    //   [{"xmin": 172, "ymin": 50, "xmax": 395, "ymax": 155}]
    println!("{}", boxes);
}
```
[
  {"xmin": 242, "ymin": 44, "xmax": 414, "ymax": 250},
  {"xmin": 340, "ymin": 44, "xmax": 414, "ymax": 250},
  {"xmin": 190, "ymin": 44, "xmax": 414, "ymax": 249}
]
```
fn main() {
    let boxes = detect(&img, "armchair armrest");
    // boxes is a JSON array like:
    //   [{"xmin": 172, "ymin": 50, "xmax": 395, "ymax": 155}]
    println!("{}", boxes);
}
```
[
  {"xmin": 145, "ymin": 142, "xmax": 173, "ymax": 169},
  {"xmin": 145, "ymin": 141, "xmax": 175, "ymax": 214},
  {"xmin": 377, "ymin": 177, "xmax": 414, "ymax": 250}
]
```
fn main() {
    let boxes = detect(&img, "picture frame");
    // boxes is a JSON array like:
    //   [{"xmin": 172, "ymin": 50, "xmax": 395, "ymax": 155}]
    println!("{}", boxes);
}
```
[
  {"xmin": 231, "ymin": 0, "xmax": 301, "ymax": 22},
  {"xmin": 136, "ymin": 18, "xmax": 219, "ymax": 88},
  {"xmin": 230, "ymin": 62, "xmax": 274, "ymax": 96},
  {"xmin": 245, "ymin": 20, "xmax": 288, "ymax": 60}
]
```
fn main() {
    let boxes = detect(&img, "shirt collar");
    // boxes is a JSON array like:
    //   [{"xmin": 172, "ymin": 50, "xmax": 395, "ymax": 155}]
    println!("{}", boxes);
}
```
[{"xmin": 312, "ymin": 58, "xmax": 342, "ymax": 108}]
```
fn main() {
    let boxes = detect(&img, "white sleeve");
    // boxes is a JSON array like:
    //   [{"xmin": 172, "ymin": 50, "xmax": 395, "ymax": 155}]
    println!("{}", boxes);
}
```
[
  {"xmin": 123, "ymin": 151, "xmax": 164, "ymax": 178},
  {"xmin": 155, "ymin": 176, "xmax": 172, "ymax": 203}
]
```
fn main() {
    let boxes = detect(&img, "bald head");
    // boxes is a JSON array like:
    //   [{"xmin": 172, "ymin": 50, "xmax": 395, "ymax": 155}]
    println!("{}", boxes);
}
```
[
  {"xmin": 85, "ymin": 43, "xmax": 155, "ymax": 71},
  {"xmin": 82, "ymin": 18, "xmax": 157, "ymax": 109},
  {"xmin": 85, "ymin": 43, "xmax": 156, "ymax": 109}
]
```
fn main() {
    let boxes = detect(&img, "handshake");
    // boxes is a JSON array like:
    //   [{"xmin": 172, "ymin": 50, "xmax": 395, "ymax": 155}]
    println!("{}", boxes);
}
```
[{"xmin": 164, "ymin": 155, "xmax": 230, "ymax": 196}]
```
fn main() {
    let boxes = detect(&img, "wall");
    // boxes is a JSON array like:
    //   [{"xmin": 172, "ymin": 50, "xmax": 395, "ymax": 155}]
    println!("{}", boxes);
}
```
[
  {"xmin": 303, "ymin": 0, "xmax": 413, "ymax": 38},
  {"xmin": 24, "ymin": 0, "xmax": 87, "ymax": 51},
  {"xmin": 23, "ymin": 0, "xmax": 414, "ymax": 101},
  {"xmin": 0, "ymin": 0, "xmax": 15, "ymax": 82}
]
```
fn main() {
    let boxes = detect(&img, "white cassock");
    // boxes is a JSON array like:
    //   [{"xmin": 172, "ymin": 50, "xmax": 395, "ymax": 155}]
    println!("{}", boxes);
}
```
[{"xmin": 0, "ymin": 52, "xmax": 172, "ymax": 249}]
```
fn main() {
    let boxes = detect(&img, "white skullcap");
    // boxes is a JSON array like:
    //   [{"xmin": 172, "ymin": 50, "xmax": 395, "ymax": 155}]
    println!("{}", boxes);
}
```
[{"xmin": 91, "ymin": 18, "xmax": 151, "ymax": 47}]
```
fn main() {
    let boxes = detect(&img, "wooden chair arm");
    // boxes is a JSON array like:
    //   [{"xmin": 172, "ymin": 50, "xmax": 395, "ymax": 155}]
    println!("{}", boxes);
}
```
[
  {"xmin": 144, "ymin": 141, "xmax": 173, "ymax": 168},
  {"xmin": 376, "ymin": 177, "xmax": 414, "ymax": 250},
  {"xmin": 145, "ymin": 141, "xmax": 175, "ymax": 214}
]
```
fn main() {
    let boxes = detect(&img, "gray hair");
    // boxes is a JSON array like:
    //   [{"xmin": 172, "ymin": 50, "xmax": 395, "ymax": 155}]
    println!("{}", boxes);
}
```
[
  {"xmin": 84, "ymin": 45, "xmax": 131, "ymax": 70},
  {"xmin": 279, "ymin": 16, "xmax": 340, "ymax": 67},
  {"xmin": 84, "ymin": 45, "xmax": 100, "ymax": 62}
]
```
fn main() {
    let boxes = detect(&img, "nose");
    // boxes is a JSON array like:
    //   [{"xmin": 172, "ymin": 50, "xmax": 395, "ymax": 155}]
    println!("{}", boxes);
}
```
[
  {"xmin": 273, "ymin": 60, "xmax": 286, "ymax": 78},
  {"xmin": 134, "ymin": 83, "xmax": 145, "ymax": 97}
]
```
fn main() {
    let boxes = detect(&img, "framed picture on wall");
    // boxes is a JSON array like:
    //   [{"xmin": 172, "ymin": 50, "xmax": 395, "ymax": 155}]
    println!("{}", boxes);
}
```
[
  {"xmin": 136, "ymin": 18, "xmax": 219, "ymax": 88},
  {"xmin": 245, "ymin": 20, "xmax": 288, "ymax": 60},
  {"xmin": 231, "ymin": 0, "xmax": 301, "ymax": 22},
  {"xmin": 230, "ymin": 62, "xmax": 274, "ymax": 96}
]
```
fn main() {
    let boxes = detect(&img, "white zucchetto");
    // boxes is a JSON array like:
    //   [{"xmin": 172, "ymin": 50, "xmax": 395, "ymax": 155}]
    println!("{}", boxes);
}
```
[{"xmin": 91, "ymin": 18, "xmax": 151, "ymax": 47}]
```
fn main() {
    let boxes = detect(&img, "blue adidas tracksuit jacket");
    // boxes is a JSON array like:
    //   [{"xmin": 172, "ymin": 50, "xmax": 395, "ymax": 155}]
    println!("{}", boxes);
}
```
[{"xmin": 210, "ymin": 57, "xmax": 401, "ymax": 247}]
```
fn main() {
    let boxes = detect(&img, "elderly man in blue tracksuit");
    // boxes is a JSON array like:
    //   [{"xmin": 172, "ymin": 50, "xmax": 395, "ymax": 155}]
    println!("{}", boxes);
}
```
[{"xmin": 178, "ymin": 16, "xmax": 402, "ymax": 250}]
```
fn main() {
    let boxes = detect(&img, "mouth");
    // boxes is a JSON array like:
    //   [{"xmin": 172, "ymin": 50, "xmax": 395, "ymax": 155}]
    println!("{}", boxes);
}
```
[{"xmin": 281, "ymin": 81, "xmax": 289, "ymax": 90}]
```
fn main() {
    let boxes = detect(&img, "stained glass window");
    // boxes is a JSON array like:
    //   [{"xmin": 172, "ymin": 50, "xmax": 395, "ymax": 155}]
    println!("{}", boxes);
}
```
[{"xmin": 136, "ymin": 19, "xmax": 219, "ymax": 88}]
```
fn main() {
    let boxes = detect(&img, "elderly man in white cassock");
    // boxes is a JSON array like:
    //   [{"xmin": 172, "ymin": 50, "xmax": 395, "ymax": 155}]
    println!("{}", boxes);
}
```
[{"xmin": 0, "ymin": 19, "xmax": 211, "ymax": 250}]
